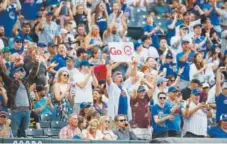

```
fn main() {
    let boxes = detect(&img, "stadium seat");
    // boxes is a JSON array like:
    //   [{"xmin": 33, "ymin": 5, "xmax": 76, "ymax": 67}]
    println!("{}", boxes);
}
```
[
  {"xmin": 51, "ymin": 121, "xmax": 66, "ymax": 129},
  {"xmin": 43, "ymin": 128, "xmax": 60, "ymax": 138},
  {"xmin": 40, "ymin": 114, "xmax": 52, "ymax": 121},
  {"xmin": 25, "ymin": 128, "xmax": 47, "ymax": 138},
  {"xmin": 40, "ymin": 121, "xmax": 51, "ymax": 128}
]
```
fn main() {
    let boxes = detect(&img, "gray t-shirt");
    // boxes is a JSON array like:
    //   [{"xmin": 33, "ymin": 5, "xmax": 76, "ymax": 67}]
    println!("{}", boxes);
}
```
[{"xmin": 15, "ymin": 82, "xmax": 29, "ymax": 107}]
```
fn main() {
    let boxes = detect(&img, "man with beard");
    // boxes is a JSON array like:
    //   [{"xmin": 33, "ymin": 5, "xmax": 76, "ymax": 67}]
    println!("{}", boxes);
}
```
[
  {"xmin": 103, "ymin": 22, "xmax": 127, "ymax": 44},
  {"xmin": 0, "ymin": 26, "xmax": 8, "ymax": 50}
]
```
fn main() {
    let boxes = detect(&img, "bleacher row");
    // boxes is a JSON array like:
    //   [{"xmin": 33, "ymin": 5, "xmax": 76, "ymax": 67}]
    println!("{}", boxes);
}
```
[{"xmin": 26, "ymin": 114, "xmax": 66, "ymax": 138}]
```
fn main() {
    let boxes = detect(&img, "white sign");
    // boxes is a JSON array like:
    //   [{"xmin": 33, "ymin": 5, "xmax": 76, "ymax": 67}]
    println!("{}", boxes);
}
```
[{"xmin": 108, "ymin": 42, "xmax": 134, "ymax": 62}]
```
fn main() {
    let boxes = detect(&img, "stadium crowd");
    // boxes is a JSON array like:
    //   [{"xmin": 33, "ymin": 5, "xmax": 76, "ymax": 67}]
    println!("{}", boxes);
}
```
[{"xmin": 0, "ymin": 0, "xmax": 227, "ymax": 141}]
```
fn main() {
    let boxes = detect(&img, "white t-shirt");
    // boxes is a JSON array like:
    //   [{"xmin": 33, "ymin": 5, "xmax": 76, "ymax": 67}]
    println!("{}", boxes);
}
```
[
  {"xmin": 147, "ymin": 46, "xmax": 159, "ymax": 59},
  {"xmin": 73, "ymin": 72, "xmax": 93, "ymax": 103},
  {"xmin": 133, "ymin": 49, "xmax": 149, "ymax": 66},
  {"xmin": 106, "ymin": 78, "xmax": 133, "ymax": 120},
  {"xmin": 189, "ymin": 63, "xmax": 215, "ymax": 84}
]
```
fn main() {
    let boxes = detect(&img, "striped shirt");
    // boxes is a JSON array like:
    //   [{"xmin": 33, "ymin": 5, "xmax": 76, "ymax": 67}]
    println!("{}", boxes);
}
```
[
  {"xmin": 182, "ymin": 102, "xmax": 207, "ymax": 136},
  {"xmin": 59, "ymin": 125, "xmax": 82, "ymax": 139}
]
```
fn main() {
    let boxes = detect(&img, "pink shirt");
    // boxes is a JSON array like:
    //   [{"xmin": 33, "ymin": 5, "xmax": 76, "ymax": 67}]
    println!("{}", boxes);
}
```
[{"xmin": 59, "ymin": 125, "xmax": 82, "ymax": 139}]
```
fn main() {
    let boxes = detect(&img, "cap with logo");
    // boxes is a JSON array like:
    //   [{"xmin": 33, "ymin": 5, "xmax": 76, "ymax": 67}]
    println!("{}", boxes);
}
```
[
  {"xmin": 191, "ymin": 88, "xmax": 201, "ymax": 96},
  {"xmin": 168, "ymin": 86, "xmax": 179, "ymax": 93}
]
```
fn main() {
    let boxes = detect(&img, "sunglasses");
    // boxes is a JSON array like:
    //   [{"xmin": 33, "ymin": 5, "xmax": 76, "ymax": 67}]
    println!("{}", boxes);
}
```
[
  {"xmin": 15, "ymin": 41, "xmax": 23, "ymax": 43},
  {"xmin": 119, "ymin": 119, "xmax": 126, "ymax": 122},
  {"xmin": 0, "ymin": 115, "xmax": 6, "ymax": 118},
  {"xmin": 159, "ymin": 97, "xmax": 166, "ymax": 100},
  {"xmin": 169, "ymin": 79, "xmax": 175, "ymax": 82},
  {"xmin": 62, "ymin": 74, "xmax": 69, "ymax": 78},
  {"xmin": 105, "ymin": 120, "xmax": 110, "ymax": 124}
]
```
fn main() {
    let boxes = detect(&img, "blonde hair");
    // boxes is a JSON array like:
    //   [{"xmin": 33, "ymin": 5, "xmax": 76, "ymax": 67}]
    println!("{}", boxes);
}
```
[
  {"xmin": 57, "ymin": 69, "xmax": 69, "ymax": 83},
  {"xmin": 88, "ymin": 119, "xmax": 99, "ymax": 129}
]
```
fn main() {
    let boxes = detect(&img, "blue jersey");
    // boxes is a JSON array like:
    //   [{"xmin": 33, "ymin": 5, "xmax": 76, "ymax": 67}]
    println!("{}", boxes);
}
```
[
  {"xmin": 176, "ymin": 51, "xmax": 195, "ymax": 81},
  {"xmin": 152, "ymin": 104, "xmax": 170, "ymax": 134},
  {"xmin": 165, "ymin": 100, "xmax": 183, "ymax": 132},
  {"xmin": 215, "ymin": 94, "xmax": 227, "ymax": 122},
  {"xmin": 0, "ymin": 4, "xmax": 17, "ymax": 37},
  {"xmin": 143, "ymin": 24, "xmax": 159, "ymax": 49},
  {"xmin": 21, "ymin": 0, "xmax": 38, "ymax": 20},
  {"xmin": 51, "ymin": 54, "xmax": 66, "ymax": 71},
  {"xmin": 160, "ymin": 63, "xmax": 177, "ymax": 77},
  {"xmin": 193, "ymin": 36, "xmax": 207, "ymax": 51},
  {"xmin": 166, "ymin": 20, "xmax": 182, "ymax": 44},
  {"xmin": 202, "ymin": 4, "xmax": 220, "ymax": 26},
  {"xmin": 10, "ymin": 47, "xmax": 24, "ymax": 54},
  {"xmin": 207, "ymin": 126, "xmax": 227, "ymax": 138},
  {"xmin": 96, "ymin": 16, "xmax": 107, "ymax": 33}
]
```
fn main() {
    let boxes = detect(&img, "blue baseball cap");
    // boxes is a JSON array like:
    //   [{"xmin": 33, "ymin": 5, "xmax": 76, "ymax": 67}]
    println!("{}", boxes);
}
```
[
  {"xmin": 14, "ymin": 36, "xmax": 23, "ymax": 42},
  {"xmin": 166, "ymin": 52, "xmax": 173, "ymax": 59},
  {"xmin": 80, "ymin": 102, "xmax": 91, "ymax": 109},
  {"xmin": 157, "ymin": 77, "xmax": 168, "ymax": 85},
  {"xmin": 11, "ymin": 67, "xmax": 25, "ymax": 77},
  {"xmin": 37, "ymin": 43, "xmax": 47, "ymax": 48},
  {"xmin": 46, "ymin": 11, "xmax": 53, "ymax": 16},
  {"xmin": 137, "ymin": 85, "xmax": 146, "ymax": 92},
  {"xmin": 191, "ymin": 88, "xmax": 201, "ymax": 96},
  {"xmin": 220, "ymin": 114, "xmax": 227, "ymax": 121},
  {"xmin": 79, "ymin": 60, "xmax": 93, "ymax": 67},
  {"xmin": 168, "ymin": 86, "xmax": 179, "ymax": 93}
]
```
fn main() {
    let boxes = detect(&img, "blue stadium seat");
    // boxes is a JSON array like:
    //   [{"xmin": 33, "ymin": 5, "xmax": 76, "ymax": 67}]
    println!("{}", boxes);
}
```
[
  {"xmin": 40, "ymin": 121, "xmax": 51, "ymax": 128},
  {"xmin": 40, "ymin": 114, "xmax": 52, "ymax": 121},
  {"xmin": 43, "ymin": 128, "xmax": 60, "ymax": 138},
  {"xmin": 25, "ymin": 128, "xmax": 47, "ymax": 138},
  {"xmin": 51, "ymin": 121, "xmax": 66, "ymax": 129}
]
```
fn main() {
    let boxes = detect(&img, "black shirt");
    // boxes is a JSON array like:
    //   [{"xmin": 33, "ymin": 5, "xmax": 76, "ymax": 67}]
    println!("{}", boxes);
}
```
[{"xmin": 181, "ymin": 87, "xmax": 191, "ymax": 100}]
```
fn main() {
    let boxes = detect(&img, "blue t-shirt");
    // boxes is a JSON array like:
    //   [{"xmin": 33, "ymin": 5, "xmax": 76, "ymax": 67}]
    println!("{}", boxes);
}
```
[
  {"xmin": 152, "ymin": 104, "xmax": 170, "ymax": 134},
  {"xmin": 160, "ymin": 63, "xmax": 177, "ymax": 77},
  {"xmin": 202, "ymin": 4, "xmax": 220, "ymax": 26},
  {"xmin": 33, "ymin": 97, "xmax": 52, "ymax": 116},
  {"xmin": 10, "ymin": 47, "xmax": 24, "ymax": 54},
  {"xmin": 118, "ymin": 87, "xmax": 128, "ymax": 115},
  {"xmin": 96, "ymin": 16, "xmax": 108, "ymax": 33},
  {"xmin": 16, "ymin": 31, "xmax": 34, "ymax": 42},
  {"xmin": 21, "ymin": 0, "xmax": 38, "ymax": 20},
  {"xmin": 193, "ymin": 36, "xmax": 207, "ymax": 51},
  {"xmin": 166, "ymin": 20, "xmax": 182, "ymax": 44},
  {"xmin": 143, "ymin": 24, "xmax": 159, "ymax": 49},
  {"xmin": 176, "ymin": 51, "xmax": 195, "ymax": 81},
  {"xmin": 207, "ymin": 126, "xmax": 227, "ymax": 138},
  {"xmin": 215, "ymin": 94, "xmax": 227, "ymax": 122},
  {"xmin": 165, "ymin": 100, "xmax": 183, "ymax": 132},
  {"xmin": 0, "ymin": 4, "xmax": 17, "ymax": 37},
  {"xmin": 51, "ymin": 54, "xmax": 66, "ymax": 71}
]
